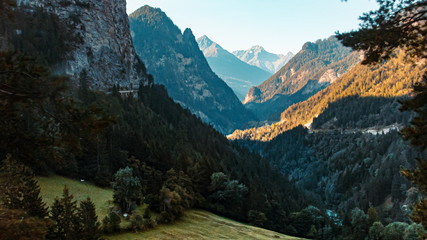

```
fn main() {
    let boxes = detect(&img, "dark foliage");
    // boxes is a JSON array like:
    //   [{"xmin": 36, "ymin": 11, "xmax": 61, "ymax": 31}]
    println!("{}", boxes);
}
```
[
  {"xmin": 0, "ymin": 154, "xmax": 48, "ymax": 218},
  {"xmin": 337, "ymin": 0, "xmax": 427, "ymax": 64}
]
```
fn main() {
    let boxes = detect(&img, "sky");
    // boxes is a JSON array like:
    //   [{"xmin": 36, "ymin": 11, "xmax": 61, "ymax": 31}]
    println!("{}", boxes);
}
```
[{"xmin": 125, "ymin": 0, "xmax": 379, "ymax": 54}]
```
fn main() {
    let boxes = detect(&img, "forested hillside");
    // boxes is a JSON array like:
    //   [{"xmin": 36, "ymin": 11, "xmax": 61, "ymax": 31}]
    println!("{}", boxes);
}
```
[
  {"xmin": 0, "ymin": 2, "xmax": 310, "ymax": 239},
  {"xmin": 231, "ymin": 51, "xmax": 425, "ymax": 141},
  {"xmin": 243, "ymin": 37, "xmax": 360, "ymax": 121},
  {"xmin": 129, "ymin": 6, "xmax": 257, "ymax": 134}
]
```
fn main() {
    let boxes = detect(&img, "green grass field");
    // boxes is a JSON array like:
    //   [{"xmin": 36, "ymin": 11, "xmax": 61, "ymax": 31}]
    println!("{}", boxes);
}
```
[
  {"xmin": 37, "ymin": 176, "xmax": 304, "ymax": 240},
  {"xmin": 37, "ymin": 175, "xmax": 113, "ymax": 220}
]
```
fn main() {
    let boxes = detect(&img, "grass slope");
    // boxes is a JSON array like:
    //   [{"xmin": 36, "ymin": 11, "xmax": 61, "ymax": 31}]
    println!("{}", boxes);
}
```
[
  {"xmin": 37, "ymin": 176, "xmax": 303, "ymax": 240},
  {"xmin": 38, "ymin": 175, "xmax": 113, "ymax": 220},
  {"xmin": 106, "ymin": 210, "xmax": 304, "ymax": 240}
]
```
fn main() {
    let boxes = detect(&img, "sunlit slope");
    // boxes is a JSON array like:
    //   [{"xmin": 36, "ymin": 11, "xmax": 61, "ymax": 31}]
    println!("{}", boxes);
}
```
[
  {"xmin": 106, "ymin": 210, "xmax": 304, "ymax": 240},
  {"xmin": 230, "ymin": 51, "xmax": 425, "ymax": 141}
]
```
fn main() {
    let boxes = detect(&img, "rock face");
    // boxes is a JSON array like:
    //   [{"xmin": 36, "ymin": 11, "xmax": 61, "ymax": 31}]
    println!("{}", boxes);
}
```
[
  {"xmin": 17, "ymin": 0, "xmax": 148, "ymax": 89},
  {"xmin": 196, "ymin": 35, "xmax": 271, "ymax": 101},
  {"xmin": 243, "ymin": 37, "xmax": 360, "ymax": 121},
  {"xmin": 129, "ymin": 6, "xmax": 257, "ymax": 134},
  {"xmin": 233, "ymin": 46, "xmax": 294, "ymax": 74}
]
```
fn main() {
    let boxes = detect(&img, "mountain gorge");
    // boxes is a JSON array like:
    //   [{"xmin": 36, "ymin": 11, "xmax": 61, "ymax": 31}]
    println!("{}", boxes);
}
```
[
  {"xmin": 2, "ymin": 0, "xmax": 426, "ymax": 239},
  {"xmin": 243, "ymin": 37, "xmax": 360, "ymax": 121},
  {"xmin": 233, "ymin": 46, "xmax": 294, "ymax": 74},
  {"xmin": 1, "ymin": 0, "xmax": 309, "ymax": 238},
  {"xmin": 129, "ymin": 6, "xmax": 257, "ymax": 133},
  {"xmin": 196, "ymin": 35, "xmax": 271, "ymax": 100}
]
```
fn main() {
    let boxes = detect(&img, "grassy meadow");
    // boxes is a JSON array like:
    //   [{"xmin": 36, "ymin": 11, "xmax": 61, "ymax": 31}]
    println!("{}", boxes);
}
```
[{"xmin": 37, "ymin": 176, "xmax": 304, "ymax": 240}]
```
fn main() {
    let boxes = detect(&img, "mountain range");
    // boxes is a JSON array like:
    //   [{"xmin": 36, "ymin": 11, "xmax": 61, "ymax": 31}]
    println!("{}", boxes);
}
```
[
  {"xmin": 233, "ymin": 46, "xmax": 294, "ymax": 74},
  {"xmin": 243, "ymin": 36, "xmax": 361, "ymax": 121},
  {"xmin": 196, "ymin": 35, "xmax": 271, "ymax": 100},
  {"xmin": 129, "ymin": 6, "xmax": 257, "ymax": 134},
  {"xmin": 230, "ymin": 50, "xmax": 425, "ymax": 141}
]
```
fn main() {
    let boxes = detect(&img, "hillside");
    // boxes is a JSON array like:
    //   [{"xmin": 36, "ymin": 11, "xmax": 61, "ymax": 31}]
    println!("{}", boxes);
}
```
[
  {"xmin": 106, "ymin": 210, "xmax": 304, "ymax": 240},
  {"xmin": 243, "ymin": 37, "xmax": 360, "ymax": 121},
  {"xmin": 37, "ymin": 176, "xmax": 303, "ymax": 240},
  {"xmin": 129, "ymin": 6, "xmax": 257, "ymax": 133},
  {"xmin": 197, "ymin": 35, "xmax": 271, "ymax": 100},
  {"xmin": 230, "ymin": 51, "xmax": 425, "ymax": 141},
  {"xmin": 1, "ymin": 1, "xmax": 308, "ymax": 237},
  {"xmin": 233, "ymin": 46, "xmax": 294, "ymax": 74}
]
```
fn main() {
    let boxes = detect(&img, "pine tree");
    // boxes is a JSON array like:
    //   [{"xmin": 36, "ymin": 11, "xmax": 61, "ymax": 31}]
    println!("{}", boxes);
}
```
[
  {"xmin": 79, "ymin": 198, "xmax": 101, "ymax": 240},
  {"xmin": 47, "ymin": 186, "xmax": 81, "ymax": 240},
  {"xmin": 337, "ymin": 0, "xmax": 426, "ymax": 65},
  {"xmin": 400, "ymin": 74, "xmax": 427, "ymax": 236},
  {"xmin": 0, "ymin": 154, "xmax": 48, "ymax": 218}
]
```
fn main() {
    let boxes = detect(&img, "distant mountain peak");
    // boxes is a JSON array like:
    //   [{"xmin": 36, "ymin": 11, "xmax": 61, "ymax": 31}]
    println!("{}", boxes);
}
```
[
  {"xmin": 233, "ymin": 46, "xmax": 294, "ymax": 74},
  {"xmin": 196, "ymin": 35, "xmax": 271, "ymax": 101}
]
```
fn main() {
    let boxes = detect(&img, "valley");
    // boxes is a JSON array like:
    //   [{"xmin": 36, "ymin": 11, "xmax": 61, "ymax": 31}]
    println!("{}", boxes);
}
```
[{"xmin": 0, "ymin": 0, "xmax": 426, "ymax": 239}]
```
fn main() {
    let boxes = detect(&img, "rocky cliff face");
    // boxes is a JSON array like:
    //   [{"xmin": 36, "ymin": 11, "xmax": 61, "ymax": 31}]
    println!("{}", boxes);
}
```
[
  {"xmin": 129, "ymin": 6, "xmax": 257, "ymax": 133},
  {"xmin": 17, "ymin": 0, "xmax": 148, "ymax": 89}
]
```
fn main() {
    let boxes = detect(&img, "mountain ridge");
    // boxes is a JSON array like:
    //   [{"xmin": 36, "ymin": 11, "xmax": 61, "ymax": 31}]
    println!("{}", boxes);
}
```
[
  {"xmin": 129, "ymin": 6, "xmax": 257, "ymax": 134},
  {"xmin": 196, "ymin": 35, "xmax": 271, "ymax": 100},
  {"xmin": 233, "ymin": 46, "xmax": 294, "ymax": 74},
  {"xmin": 243, "ymin": 36, "xmax": 360, "ymax": 121}
]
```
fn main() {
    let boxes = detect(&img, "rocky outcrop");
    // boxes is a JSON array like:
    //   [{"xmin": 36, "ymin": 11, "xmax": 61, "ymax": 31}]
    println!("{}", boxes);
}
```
[
  {"xmin": 129, "ymin": 6, "xmax": 257, "ymax": 134},
  {"xmin": 17, "ymin": 0, "xmax": 148, "ymax": 90}
]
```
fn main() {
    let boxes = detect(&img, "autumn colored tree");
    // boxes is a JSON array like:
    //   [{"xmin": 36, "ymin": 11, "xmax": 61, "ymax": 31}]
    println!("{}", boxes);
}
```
[
  {"xmin": 0, "ymin": 154, "xmax": 48, "ymax": 218},
  {"xmin": 0, "ymin": 208, "xmax": 48, "ymax": 240}
]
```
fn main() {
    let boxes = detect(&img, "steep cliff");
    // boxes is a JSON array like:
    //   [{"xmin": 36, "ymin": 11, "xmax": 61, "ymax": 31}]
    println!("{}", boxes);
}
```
[
  {"xmin": 17, "ymin": 0, "xmax": 148, "ymax": 89},
  {"xmin": 129, "ymin": 6, "xmax": 257, "ymax": 133}
]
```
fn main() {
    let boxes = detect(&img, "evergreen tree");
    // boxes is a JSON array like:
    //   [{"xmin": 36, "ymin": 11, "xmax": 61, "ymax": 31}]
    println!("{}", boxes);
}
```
[
  {"xmin": 47, "ymin": 186, "xmax": 81, "ymax": 240},
  {"xmin": 337, "ymin": 0, "xmax": 426, "ymax": 64},
  {"xmin": 400, "ymin": 74, "xmax": 427, "ymax": 236},
  {"xmin": 0, "ymin": 154, "xmax": 48, "ymax": 218},
  {"xmin": 79, "ymin": 197, "xmax": 101, "ymax": 240}
]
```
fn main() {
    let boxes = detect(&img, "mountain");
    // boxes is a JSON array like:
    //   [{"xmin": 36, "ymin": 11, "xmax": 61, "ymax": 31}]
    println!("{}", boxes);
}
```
[
  {"xmin": 15, "ymin": 0, "xmax": 148, "ymax": 89},
  {"xmin": 2, "ymin": 1, "xmax": 308, "ymax": 237},
  {"xmin": 196, "ymin": 35, "xmax": 271, "ymax": 101},
  {"xmin": 234, "ymin": 51, "xmax": 426, "ymax": 227},
  {"xmin": 230, "ymin": 50, "xmax": 425, "ymax": 141},
  {"xmin": 129, "ymin": 6, "xmax": 257, "ymax": 134},
  {"xmin": 242, "ymin": 37, "xmax": 360, "ymax": 121},
  {"xmin": 233, "ymin": 46, "xmax": 294, "ymax": 74}
]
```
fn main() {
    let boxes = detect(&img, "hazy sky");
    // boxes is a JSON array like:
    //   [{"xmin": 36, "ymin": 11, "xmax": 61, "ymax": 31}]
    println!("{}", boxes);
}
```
[{"xmin": 125, "ymin": 0, "xmax": 379, "ymax": 54}]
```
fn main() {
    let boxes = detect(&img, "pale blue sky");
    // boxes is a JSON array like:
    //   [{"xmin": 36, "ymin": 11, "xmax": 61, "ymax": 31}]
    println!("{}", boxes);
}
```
[{"xmin": 126, "ymin": 0, "xmax": 379, "ymax": 54}]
